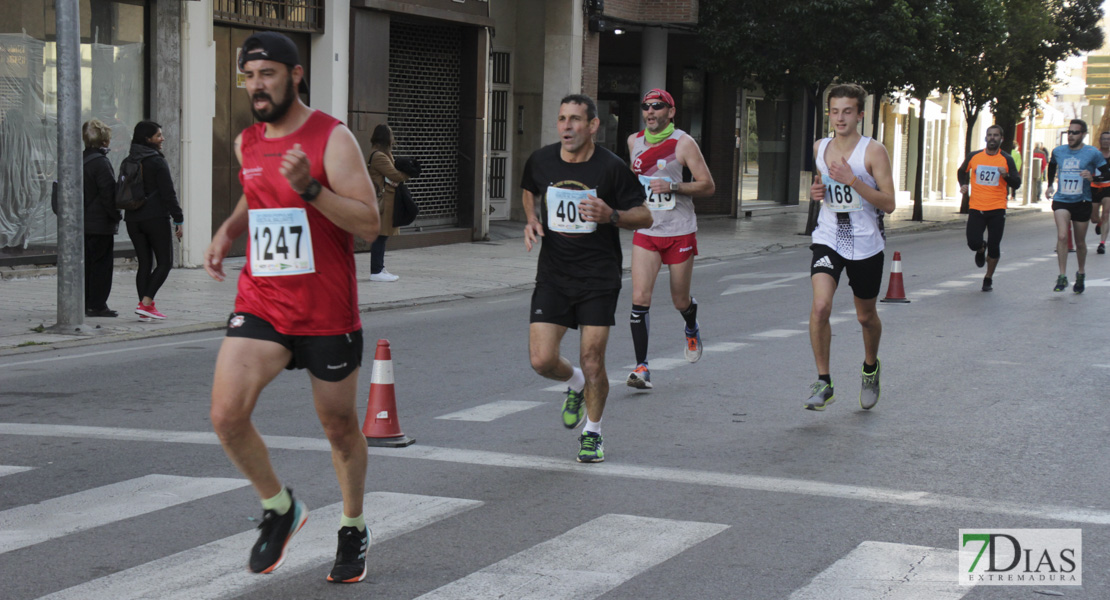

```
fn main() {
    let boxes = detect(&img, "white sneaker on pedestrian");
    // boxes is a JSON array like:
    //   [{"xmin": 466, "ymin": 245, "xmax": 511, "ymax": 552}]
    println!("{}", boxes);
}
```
[{"xmin": 369, "ymin": 269, "xmax": 399, "ymax": 282}]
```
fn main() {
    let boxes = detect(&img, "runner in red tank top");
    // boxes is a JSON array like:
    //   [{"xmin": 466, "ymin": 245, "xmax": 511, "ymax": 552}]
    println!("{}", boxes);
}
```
[{"xmin": 202, "ymin": 32, "xmax": 380, "ymax": 584}]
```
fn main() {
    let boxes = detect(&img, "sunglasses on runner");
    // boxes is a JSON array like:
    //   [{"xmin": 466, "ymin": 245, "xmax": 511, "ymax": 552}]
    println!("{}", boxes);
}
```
[
  {"xmin": 641, "ymin": 102, "xmax": 669, "ymax": 111},
  {"xmin": 1068, "ymin": 130, "xmax": 1084, "ymax": 135}
]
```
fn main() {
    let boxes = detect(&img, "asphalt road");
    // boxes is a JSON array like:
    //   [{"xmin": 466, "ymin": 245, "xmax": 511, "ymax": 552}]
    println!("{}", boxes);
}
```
[{"xmin": 0, "ymin": 213, "xmax": 1105, "ymax": 599}]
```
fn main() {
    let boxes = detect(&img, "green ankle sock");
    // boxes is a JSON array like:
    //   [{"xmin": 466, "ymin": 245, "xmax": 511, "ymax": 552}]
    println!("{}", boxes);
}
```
[
  {"xmin": 340, "ymin": 513, "xmax": 366, "ymax": 532},
  {"xmin": 261, "ymin": 488, "xmax": 292, "ymax": 516}
]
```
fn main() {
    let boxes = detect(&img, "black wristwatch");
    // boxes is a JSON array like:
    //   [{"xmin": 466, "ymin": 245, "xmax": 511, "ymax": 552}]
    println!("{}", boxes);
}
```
[
  {"xmin": 609, "ymin": 209, "xmax": 621, "ymax": 225},
  {"xmin": 300, "ymin": 178, "xmax": 322, "ymax": 202}
]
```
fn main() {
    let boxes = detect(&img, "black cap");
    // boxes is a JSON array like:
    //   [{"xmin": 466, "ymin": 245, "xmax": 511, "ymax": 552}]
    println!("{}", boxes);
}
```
[{"xmin": 239, "ymin": 31, "xmax": 309, "ymax": 94}]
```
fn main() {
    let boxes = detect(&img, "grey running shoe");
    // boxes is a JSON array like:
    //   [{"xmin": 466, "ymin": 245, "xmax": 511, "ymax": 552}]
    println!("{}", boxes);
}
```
[
  {"xmin": 561, "ymin": 387, "xmax": 585, "ymax": 429},
  {"xmin": 804, "ymin": 380, "xmax": 835, "ymax": 411},
  {"xmin": 1074, "ymin": 272, "xmax": 1085, "ymax": 294},
  {"xmin": 626, "ymin": 364, "xmax": 653, "ymax": 389},
  {"xmin": 860, "ymin": 359, "xmax": 881, "ymax": 410},
  {"xmin": 684, "ymin": 323, "xmax": 703, "ymax": 363}
]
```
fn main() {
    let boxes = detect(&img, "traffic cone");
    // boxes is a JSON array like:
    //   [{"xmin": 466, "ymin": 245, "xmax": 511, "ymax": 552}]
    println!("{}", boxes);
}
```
[
  {"xmin": 880, "ymin": 251, "xmax": 911, "ymax": 303},
  {"xmin": 362, "ymin": 339, "xmax": 415, "ymax": 447}
]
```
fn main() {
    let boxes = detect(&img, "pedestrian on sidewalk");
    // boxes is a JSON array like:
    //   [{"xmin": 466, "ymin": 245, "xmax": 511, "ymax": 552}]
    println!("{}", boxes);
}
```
[
  {"xmin": 124, "ymin": 120, "xmax": 183, "ymax": 320},
  {"xmin": 366, "ymin": 124, "xmax": 407, "ymax": 282},
  {"xmin": 82, "ymin": 118, "xmax": 122, "ymax": 317}
]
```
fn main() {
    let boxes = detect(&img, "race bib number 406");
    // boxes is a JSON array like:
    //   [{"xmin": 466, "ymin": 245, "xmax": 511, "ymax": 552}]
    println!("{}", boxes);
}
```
[
  {"xmin": 822, "ymin": 174, "xmax": 862, "ymax": 213},
  {"xmin": 546, "ymin": 187, "xmax": 598, "ymax": 233},
  {"xmin": 638, "ymin": 175, "xmax": 675, "ymax": 211},
  {"xmin": 248, "ymin": 208, "xmax": 315, "ymax": 276}
]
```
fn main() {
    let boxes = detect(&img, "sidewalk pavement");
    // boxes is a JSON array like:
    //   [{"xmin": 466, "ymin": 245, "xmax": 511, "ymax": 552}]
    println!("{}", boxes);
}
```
[{"xmin": 0, "ymin": 199, "xmax": 1048, "ymax": 356}]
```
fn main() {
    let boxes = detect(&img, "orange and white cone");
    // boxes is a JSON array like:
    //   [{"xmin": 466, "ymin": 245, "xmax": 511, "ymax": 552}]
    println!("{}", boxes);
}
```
[
  {"xmin": 362, "ymin": 339, "xmax": 415, "ymax": 447},
  {"xmin": 880, "ymin": 251, "xmax": 911, "ymax": 303}
]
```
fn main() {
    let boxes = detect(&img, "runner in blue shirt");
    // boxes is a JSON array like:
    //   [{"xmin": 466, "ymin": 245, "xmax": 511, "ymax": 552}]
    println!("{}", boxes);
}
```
[{"xmin": 1045, "ymin": 119, "xmax": 1110, "ymax": 292}]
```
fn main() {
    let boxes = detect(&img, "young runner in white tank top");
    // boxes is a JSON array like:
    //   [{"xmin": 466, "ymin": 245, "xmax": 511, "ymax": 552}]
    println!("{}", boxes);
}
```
[{"xmin": 813, "ymin": 135, "xmax": 885, "ymax": 260}]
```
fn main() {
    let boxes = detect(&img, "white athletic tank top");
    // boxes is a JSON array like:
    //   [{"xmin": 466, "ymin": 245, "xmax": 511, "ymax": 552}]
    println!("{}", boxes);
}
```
[
  {"xmin": 630, "ymin": 129, "xmax": 697, "ymax": 237},
  {"xmin": 812, "ymin": 135, "xmax": 885, "ymax": 259}
]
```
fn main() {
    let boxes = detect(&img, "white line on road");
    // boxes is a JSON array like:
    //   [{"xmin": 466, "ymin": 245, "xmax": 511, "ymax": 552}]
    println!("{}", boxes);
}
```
[
  {"xmin": 407, "ymin": 307, "xmax": 448, "ymax": 315},
  {"xmin": 39, "ymin": 492, "xmax": 483, "ymax": 600},
  {"xmin": 789, "ymin": 541, "xmax": 969, "ymax": 600},
  {"xmin": 0, "ymin": 474, "xmax": 247, "ymax": 554},
  {"xmin": 436, "ymin": 400, "xmax": 545, "ymax": 422},
  {"xmin": 937, "ymin": 280, "xmax": 974, "ymax": 288},
  {"xmin": 0, "ymin": 336, "xmax": 225, "ymax": 369},
  {"xmin": 544, "ymin": 380, "xmax": 624, "ymax": 392},
  {"xmin": 798, "ymin": 316, "xmax": 851, "ymax": 326},
  {"xmin": 914, "ymin": 289, "xmax": 947, "ymax": 297},
  {"xmin": 703, "ymin": 342, "xmax": 750, "ymax": 353},
  {"xmin": 751, "ymin": 329, "xmax": 806, "ymax": 338},
  {"xmin": 621, "ymin": 357, "xmax": 688, "ymax": 372},
  {"xmin": 485, "ymin": 297, "xmax": 519, "ymax": 304},
  {"xmin": 415, "ymin": 514, "xmax": 728, "ymax": 600},
  {"xmin": 4, "ymin": 424, "xmax": 1109, "ymax": 526},
  {"xmin": 0, "ymin": 465, "xmax": 31, "ymax": 477}
]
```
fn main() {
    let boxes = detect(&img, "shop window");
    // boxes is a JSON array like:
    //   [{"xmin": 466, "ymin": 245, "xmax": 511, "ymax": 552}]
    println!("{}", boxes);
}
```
[
  {"xmin": 0, "ymin": 0, "xmax": 146, "ymax": 254},
  {"xmin": 214, "ymin": 0, "xmax": 323, "ymax": 33}
]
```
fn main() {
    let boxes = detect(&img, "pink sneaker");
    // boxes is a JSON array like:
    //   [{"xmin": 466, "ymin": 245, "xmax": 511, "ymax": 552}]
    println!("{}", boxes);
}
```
[{"xmin": 135, "ymin": 301, "xmax": 167, "ymax": 319}]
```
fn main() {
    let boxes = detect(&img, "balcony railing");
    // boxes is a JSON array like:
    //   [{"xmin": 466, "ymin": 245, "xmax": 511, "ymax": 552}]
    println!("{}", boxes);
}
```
[{"xmin": 214, "ymin": 0, "xmax": 323, "ymax": 33}]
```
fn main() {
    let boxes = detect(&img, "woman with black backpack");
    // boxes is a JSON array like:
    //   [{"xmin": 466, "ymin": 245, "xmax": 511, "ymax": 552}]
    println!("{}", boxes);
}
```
[{"xmin": 123, "ymin": 120, "xmax": 183, "ymax": 320}]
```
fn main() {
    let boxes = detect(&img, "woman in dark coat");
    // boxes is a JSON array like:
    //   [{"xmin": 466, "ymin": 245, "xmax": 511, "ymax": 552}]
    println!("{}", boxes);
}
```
[
  {"xmin": 124, "ymin": 120, "xmax": 183, "ymax": 320},
  {"xmin": 82, "ymin": 118, "xmax": 122, "ymax": 317},
  {"xmin": 366, "ymin": 124, "xmax": 409, "ymax": 282}
]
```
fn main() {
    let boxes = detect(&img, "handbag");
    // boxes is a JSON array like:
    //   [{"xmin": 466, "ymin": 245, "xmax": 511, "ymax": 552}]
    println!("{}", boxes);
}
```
[{"xmin": 392, "ymin": 182, "xmax": 419, "ymax": 227}]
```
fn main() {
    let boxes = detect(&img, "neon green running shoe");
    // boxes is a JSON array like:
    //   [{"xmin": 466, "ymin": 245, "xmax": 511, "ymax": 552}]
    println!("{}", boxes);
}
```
[
  {"xmin": 576, "ymin": 432, "xmax": 604, "ymax": 463},
  {"xmin": 860, "ymin": 359, "xmax": 881, "ymax": 410},
  {"xmin": 804, "ymin": 380, "xmax": 835, "ymax": 411},
  {"xmin": 561, "ymin": 387, "xmax": 585, "ymax": 429}
]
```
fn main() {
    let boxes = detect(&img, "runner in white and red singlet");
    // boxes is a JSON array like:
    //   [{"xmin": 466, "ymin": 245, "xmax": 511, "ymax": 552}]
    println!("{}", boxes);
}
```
[
  {"xmin": 202, "ymin": 32, "xmax": 379, "ymax": 584},
  {"xmin": 625, "ymin": 89, "xmax": 716, "ymax": 390}
]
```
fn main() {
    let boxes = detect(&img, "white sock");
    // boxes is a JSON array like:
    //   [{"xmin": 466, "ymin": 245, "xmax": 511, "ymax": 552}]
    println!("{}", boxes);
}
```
[
  {"xmin": 583, "ymin": 418, "xmax": 601, "ymax": 435},
  {"xmin": 567, "ymin": 366, "xmax": 585, "ymax": 392}
]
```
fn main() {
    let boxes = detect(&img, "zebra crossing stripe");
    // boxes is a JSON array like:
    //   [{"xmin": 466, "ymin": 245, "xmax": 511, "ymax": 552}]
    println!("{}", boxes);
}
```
[
  {"xmin": 0, "ymin": 474, "xmax": 247, "ymax": 555},
  {"xmin": 789, "ymin": 541, "xmax": 969, "ymax": 600},
  {"xmin": 415, "ymin": 514, "xmax": 728, "ymax": 599},
  {"xmin": 0, "ymin": 465, "xmax": 32, "ymax": 477},
  {"xmin": 39, "ymin": 492, "xmax": 483, "ymax": 600},
  {"xmin": 437, "ymin": 400, "xmax": 545, "ymax": 421}
]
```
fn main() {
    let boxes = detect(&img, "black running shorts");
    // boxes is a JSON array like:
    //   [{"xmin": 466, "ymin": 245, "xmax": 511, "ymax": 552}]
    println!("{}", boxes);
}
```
[
  {"xmin": 1052, "ymin": 200, "xmax": 1092, "ymax": 222},
  {"xmin": 529, "ymin": 282, "xmax": 619, "ymax": 329},
  {"xmin": 809, "ymin": 244, "xmax": 885, "ymax": 300},
  {"xmin": 225, "ymin": 312, "xmax": 363, "ymax": 382}
]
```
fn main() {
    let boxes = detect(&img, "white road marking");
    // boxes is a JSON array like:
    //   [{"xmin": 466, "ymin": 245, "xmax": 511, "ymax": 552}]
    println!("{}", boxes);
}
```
[
  {"xmin": 798, "ymin": 316, "xmax": 851, "ymax": 326},
  {"xmin": 485, "ymin": 297, "xmax": 518, "ymax": 304},
  {"xmin": 40, "ymin": 492, "xmax": 483, "ymax": 600},
  {"xmin": 415, "ymin": 514, "xmax": 728, "ymax": 600},
  {"xmin": 0, "ymin": 465, "xmax": 32, "ymax": 477},
  {"xmin": 621, "ymin": 357, "xmax": 688, "ymax": 372},
  {"xmin": 937, "ymin": 280, "xmax": 974, "ymax": 288},
  {"xmin": 6, "ymin": 424, "xmax": 1110, "ymax": 525},
  {"xmin": 703, "ymin": 342, "xmax": 750, "ymax": 353},
  {"xmin": 0, "ymin": 474, "xmax": 247, "ymax": 554},
  {"xmin": 789, "ymin": 541, "xmax": 969, "ymax": 600},
  {"xmin": 1029, "ymin": 256, "xmax": 1052, "ymax": 262},
  {"xmin": 543, "ymin": 380, "xmax": 623, "ymax": 392},
  {"xmin": 751, "ymin": 329, "xmax": 806, "ymax": 338},
  {"xmin": 0, "ymin": 336, "xmax": 225, "ymax": 369},
  {"xmin": 436, "ymin": 400, "xmax": 545, "ymax": 422},
  {"xmin": 719, "ymin": 273, "xmax": 810, "ymax": 296},
  {"xmin": 914, "ymin": 289, "xmax": 947, "ymax": 297}
]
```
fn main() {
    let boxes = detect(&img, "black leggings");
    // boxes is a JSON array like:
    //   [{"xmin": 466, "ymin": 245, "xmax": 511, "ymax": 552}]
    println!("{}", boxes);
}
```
[
  {"xmin": 966, "ymin": 209, "xmax": 1006, "ymax": 259},
  {"xmin": 127, "ymin": 218, "xmax": 173, "ymax": 301}
]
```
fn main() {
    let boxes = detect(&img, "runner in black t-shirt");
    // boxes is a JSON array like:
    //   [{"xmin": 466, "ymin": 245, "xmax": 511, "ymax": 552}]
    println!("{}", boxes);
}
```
[{"xmin": 521, "ymin": 94, "xmax": 651, "ymax": 463}]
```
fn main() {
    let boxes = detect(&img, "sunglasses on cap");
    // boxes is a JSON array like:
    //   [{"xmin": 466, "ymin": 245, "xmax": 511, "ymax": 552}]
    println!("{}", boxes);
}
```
[{"xmin": 641, "ymin": 102, "xmax": 669, "ymax": 111}]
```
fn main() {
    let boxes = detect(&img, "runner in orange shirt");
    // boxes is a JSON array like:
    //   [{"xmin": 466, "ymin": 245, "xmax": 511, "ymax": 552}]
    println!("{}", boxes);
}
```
[
  {"xmin": 1089, "ymin": 131, "xmax": 1110, "ymax": 254},
  {"xmin": 957, "ymin": 125, "xmax": 1021, "ymax": 291}
]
